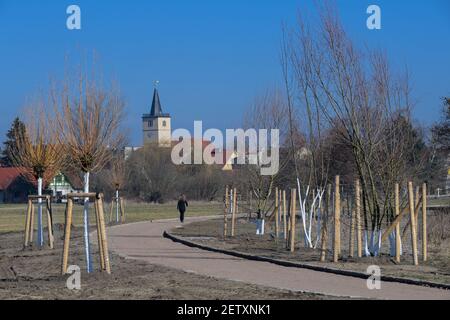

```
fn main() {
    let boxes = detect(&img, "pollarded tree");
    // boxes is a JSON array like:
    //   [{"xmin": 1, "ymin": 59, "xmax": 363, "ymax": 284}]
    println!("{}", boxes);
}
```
[
  {"xmin": 55, "ymin": 70, "xmax": 125, "ymax": 272},
  {"xmin": 11, "ymin": 104, "xmax": 65, "ymax": 247}
]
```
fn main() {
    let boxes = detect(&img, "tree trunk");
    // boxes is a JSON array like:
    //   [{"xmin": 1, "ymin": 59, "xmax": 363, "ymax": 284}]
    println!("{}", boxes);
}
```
[
  {"xmin": 37, "ymin": 177, "xmax": 44, "ymax": 247},
  {"xmin": 83, "ymin": 172, "xmax": 93, "ymax": 273},
  {"xmin": 116, "ymin": 189, "xmax": 119, "ymax": 223}
]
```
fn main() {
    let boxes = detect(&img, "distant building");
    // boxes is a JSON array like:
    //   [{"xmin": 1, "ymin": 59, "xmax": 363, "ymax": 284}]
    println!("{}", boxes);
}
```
[
  {"xmin": 124, "ymin": 85, "xmax": 236, "ymax": 171},
  {"xmin": 0, "ymin": 168, "xmax": 84, "ymax": 204},
  {"xmin": 142, "ymin": 88, "xmax": 172, "ymax": 147},
  {"xmin": 0, "ymin": 167, "xmax": 36, "ymax": 203},
  {"xmin": 47, "ymin": 172, "xmax": 83, "ymax": 202}
]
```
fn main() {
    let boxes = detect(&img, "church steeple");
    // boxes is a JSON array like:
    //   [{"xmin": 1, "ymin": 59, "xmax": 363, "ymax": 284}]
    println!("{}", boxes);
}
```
[
  {"xmin": 142, "ymin": 83, "xmax": 172, "ymax": 147},
  {"xmin": 150, "ymin": 88, "xmax": 163, "ymax": 116}
]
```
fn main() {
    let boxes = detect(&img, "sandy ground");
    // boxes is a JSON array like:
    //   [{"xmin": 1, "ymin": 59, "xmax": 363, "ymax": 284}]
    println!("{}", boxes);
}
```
[
  {"xmin": 172, "ymin": 217, "xmax": 450, "ymax": 286},
  {"xmin": 0, "ymin": 224, "xmax": 334, "ymax": 300}
]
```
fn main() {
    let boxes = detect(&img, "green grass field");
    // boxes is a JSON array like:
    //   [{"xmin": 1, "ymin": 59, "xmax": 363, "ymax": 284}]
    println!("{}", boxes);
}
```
[
  {"xmin": 0, "ymin": 196, "xmax": 447, "ymax": 234},
  {"xmin": 428, "ymin": 196, "xmax": 450, "ymax": 207},
  {"xmin": 0, "ymin": 201, "xmax": 223, "ymax": 234}
]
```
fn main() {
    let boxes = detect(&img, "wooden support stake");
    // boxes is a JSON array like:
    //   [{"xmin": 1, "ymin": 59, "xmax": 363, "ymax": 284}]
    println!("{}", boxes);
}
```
[
  {"xmin": 355, "ymin": 180, "xmax": 362, "ymax": 258},
  {"xmin": 29, "ymin": 203, "xmax": 35, "ymax": 243},
  {"xmin": 383, "ymin": 195, "xmax": 421, "ymax": 243},
  {"xmin": 320, "ymin": 184, "xmax": 331, "ymax": 262},
  {"xmin": 414, "ymin": 186, "xmax": 421, "ymax": 237},
  {"xmin": 109, "ymin": 199, "xmax": 114, "ymax": 223},
  {"xmin": 94, "ymin": 198, "xmax": 105, "ymax": 270},
  {"xmin": 223, "ymin": 186, "xmax": 229, "ymax": 238},
  {"xmin": 97, "ymin": 195, "xmax": 111, "ymax": 274},
  {"xmin": 395, "ymin": 183, "xmax": 401, "ymax": 263},
  {"xmin": 62, "ymin": 198, "xmax": 74, "ymax": 275},
  {"xmin": 24, "ymin": 200, "xmax": 32, "ymax": 247},
  {"xmin": 248, "ymin": 191, "xmax": 252, "ymax": 221},
  {"xmin": 275, "ymin": 187, "xmax": 279, "ymax": 238},
  {"xmin": 290, "ymin": 189, "xmax": 297, "ymax": 253},
  {"xmin": 120, "ymin": 198, "xmax": 126, "ymax": 223},
  {"xmin": 408, "ymin": 182, "xmax": 419, "ymax": 266},
  {"xmin": 422, "ymin": 183, "xmax": 427, "ymax": 262},
  {"xmin": 333, "ymin": 176, "xmax": 341, "ymax": 263},
  {"xmin": 282, "ymin": 190, "xmax": 287, "ymax": 240},
  {"xmin": 46, "ymin": 197, "xmax": 54, "ymax": 249},
  {"xmin": 231, "ymin": 188, "xmax": 237, "ymax": 237},
  {"xmin": 349, "ymin": 208, "xmax": 355, "ymax": 258}
]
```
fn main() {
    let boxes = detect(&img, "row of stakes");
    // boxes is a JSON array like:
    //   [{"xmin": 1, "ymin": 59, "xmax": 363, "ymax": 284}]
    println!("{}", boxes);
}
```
[
  {"xmin": 23, "ymin": 193, "xmax": 126, "ymax": 275},
  {"xmin": 223, "ymin": 177, "xmax": 428, "ymax": 266}
]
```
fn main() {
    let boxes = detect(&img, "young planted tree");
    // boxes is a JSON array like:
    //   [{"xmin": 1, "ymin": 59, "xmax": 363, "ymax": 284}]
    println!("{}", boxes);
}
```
[
  {"xmin": 55, "ymin": 72, "xmax": 124, "ymax": 272},
  {"xmin": 11, "ymin": 105, "xmax": 64, "ymax": 247},
  {"xmin": 110, "ymin": 153, "xmax": 126, "ymax": 223},
  {"xmin": 281, "ymin": 4, "xmax": 424, "ymax": 256},
  {"xmin": 240, "ymin": 89, "xmax": 290, "ymax": 221},
  {"xmin": 281, "ymin": 20, "xmax": 332, "ymax": 249}
]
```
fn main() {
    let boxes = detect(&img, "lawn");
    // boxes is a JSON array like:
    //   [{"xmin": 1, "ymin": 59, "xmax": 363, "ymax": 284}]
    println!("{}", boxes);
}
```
[
  {"xmin": 0, "ymin": 201, "xmax": 223, "ymax": 234},
  {"xmin": 428, "ymin": 196, "xmax": 450, "ymax": 207}
]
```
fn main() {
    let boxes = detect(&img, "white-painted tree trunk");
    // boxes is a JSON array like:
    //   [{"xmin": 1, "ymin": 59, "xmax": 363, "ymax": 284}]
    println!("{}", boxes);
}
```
[
  {"xmin": 364, "ymin": 230, "xmax": 371, "ymax": 256},
  {"xmin": 364, "ymin": 229, "xmax": 382, "ymax": 256},
  {"xmin": 296, "ymin": 179, "xmax": 324, "ymax": 249},
  {"xmin": 297, "ymin": 179, "xmax": 312, "ymax": 247},
  {"xmin": 116, "ymin": 189, "xmax": 119, "ymax": 223},
  {"xmin": 389, "ymin": 231, "xmax": 403, "ymax": 257},
  {"xmin": 37, "ymin": 177, "xmax": 43, "ymax": 247},
  {"xmin": 83, "ymin": 172, "xmax": 93, "ymax": 273},
  {"xmin": 314, "ymin": 205, "xmax": 322, "ymax": 249},
  {"xmin": 256, "ymin": 219, "xmax": 265, "ymax": 235},
  {"xmin": 389, "ymin": 232, "xmax": 396, "ymax": 257},
  {"xmin": 372, "ymin": 230, "xmax": 382, "ymax": 257}
]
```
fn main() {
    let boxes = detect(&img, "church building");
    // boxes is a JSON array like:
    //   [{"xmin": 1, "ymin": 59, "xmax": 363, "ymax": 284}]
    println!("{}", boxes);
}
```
[
  {"xmin": 135, "ymin": 85, "xmax": 235, "ymax": 170},
  {"xmin": 142, "ymin": 88, "xmax": 172, "ymax": 147}
]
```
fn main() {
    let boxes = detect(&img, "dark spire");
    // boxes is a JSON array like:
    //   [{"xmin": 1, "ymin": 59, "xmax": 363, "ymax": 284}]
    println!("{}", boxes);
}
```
[{"xmin": 150, "ymin": 88, "xmax": 163, "ymax": 116}]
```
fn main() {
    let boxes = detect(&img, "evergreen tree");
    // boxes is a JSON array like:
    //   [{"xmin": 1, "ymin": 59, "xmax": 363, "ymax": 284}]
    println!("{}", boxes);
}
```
[{"xmin": 0, "ymin": 117, "xmax": 26, "ymax": 166}]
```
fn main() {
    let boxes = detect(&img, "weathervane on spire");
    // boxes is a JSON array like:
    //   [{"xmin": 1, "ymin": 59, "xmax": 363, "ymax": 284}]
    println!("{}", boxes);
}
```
[{"xmin": 153, "ymin": 80, "xmax": 160, "ymax": 89}]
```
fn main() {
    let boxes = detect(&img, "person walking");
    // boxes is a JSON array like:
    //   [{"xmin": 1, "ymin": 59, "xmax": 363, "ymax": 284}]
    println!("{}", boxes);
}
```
[{"xmin": 177, "ymin": 194, "xmax": 189, "ymax": 225}]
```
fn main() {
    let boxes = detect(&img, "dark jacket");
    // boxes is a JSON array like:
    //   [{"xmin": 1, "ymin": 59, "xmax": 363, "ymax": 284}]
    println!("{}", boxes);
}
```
[{"xmin": 177, "ymin": 199, "xmax": 188, "ymax": 212}]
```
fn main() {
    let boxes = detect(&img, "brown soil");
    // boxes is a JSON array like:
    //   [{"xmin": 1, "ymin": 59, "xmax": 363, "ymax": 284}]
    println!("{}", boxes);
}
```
[
  {"xmin": 0, "ymin": 224, "xmax": 337, "ymax": 300},
  {"xmin": 171, "ymin": 217, "xmax": 450, "ymax": 286}
]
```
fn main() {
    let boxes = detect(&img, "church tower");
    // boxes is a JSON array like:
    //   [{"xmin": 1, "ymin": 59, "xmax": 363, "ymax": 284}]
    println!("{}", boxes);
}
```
[{"xmin": 142, "ymin": 87, "xmax": 172, "ymax": 147}]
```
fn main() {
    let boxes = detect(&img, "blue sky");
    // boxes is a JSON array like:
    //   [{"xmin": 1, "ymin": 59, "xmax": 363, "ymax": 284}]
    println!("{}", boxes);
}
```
[{"xmin": 0, "ymin": 0, "xmax": 449, "ymax": 146}]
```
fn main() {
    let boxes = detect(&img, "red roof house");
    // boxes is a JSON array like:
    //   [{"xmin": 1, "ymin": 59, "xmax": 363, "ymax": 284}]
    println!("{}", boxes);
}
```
[{"xmin": 0, "ymin": 167, "xmax": 37, "ymax": 203}]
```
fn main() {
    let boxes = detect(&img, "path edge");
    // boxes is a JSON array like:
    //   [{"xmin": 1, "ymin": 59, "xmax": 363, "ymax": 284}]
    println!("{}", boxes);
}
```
[{"xmin": 163, "ymin": 231, "xmax": 450, "ymax": 291}]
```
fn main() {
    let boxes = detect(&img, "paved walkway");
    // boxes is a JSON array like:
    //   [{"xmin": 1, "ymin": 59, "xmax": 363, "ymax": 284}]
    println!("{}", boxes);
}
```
[{"xmin": 108, "ymin": 217, "xmax": 450, "ymax": 300}]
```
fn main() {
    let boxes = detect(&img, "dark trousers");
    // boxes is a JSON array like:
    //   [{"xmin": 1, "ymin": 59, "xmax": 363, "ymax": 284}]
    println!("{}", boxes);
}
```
[{"xmin": 179, "ymin": 210, "xmax": 185, "ymax": 223}]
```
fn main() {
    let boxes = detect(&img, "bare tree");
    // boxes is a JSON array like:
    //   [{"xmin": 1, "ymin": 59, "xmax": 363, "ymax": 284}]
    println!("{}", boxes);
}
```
[
  {"xmin": 54, "ymin": 68, "xmax": 125, "ymax": 272},
  {"xmin": 125, "ymin": 144, "xmax": 177, "ymax": 203},
  {"xmin": 240, "ymin": 89, "xmax": 290, "ymax": 218},
  {"xmin": 110, "ymin": 153, "xmax": 126, "ymax": 222},
  {"xmin": 282, "ymin": 4, "xmax": 424, "ymax": 254}
]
